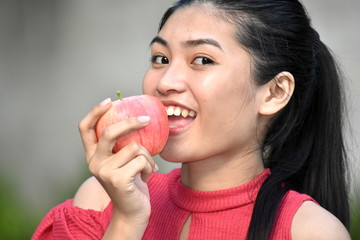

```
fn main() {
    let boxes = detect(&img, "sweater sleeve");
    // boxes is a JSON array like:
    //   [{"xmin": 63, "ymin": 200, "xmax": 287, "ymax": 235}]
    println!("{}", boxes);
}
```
[{"xmin": 31, "ymin": 199, "xmax": 112, "ymax": 240}]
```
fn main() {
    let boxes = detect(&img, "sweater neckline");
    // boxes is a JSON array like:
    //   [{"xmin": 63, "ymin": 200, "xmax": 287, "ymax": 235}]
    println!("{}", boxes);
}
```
[{"xmin": 168, "ymin": 168, "xmax": 271, "ymax": 213}]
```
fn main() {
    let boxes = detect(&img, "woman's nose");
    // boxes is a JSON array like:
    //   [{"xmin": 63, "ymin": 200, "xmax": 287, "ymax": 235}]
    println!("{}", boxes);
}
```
[{"xmin": 156, "ymin": 62, "xmax": 187, "ymax": 96}]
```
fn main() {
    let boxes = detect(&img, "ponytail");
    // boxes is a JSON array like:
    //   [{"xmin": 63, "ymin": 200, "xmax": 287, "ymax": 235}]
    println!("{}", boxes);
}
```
[{"xmin": 302, "ymin": 38, "xmax": 349, "ymax": 227}]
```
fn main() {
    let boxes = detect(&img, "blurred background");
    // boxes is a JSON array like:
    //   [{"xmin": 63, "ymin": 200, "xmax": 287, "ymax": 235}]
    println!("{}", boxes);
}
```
[{"xmin": 0, "ymin": 0, "xmax": 359, "ymax": 239}]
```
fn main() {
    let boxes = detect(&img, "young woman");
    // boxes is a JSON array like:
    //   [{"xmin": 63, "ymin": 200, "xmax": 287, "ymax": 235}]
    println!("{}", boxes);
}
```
[{"xmin": 33, "ymin": 0, "xmax": 351, "ymax": 239}]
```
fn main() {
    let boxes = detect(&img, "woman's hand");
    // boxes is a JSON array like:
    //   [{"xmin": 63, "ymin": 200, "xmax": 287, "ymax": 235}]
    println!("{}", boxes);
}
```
[{"xmin": 77, "ymin": 98, "xmax": 158, "ymax": 238}]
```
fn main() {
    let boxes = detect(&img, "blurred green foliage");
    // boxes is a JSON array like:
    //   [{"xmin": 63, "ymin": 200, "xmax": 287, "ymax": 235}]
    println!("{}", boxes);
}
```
[
  {"xmin": 0, "ymin": 167, "xmax": 89, "ymax": 240},
  {"xmin": 350, "ymin": 191, "xmax": 360, "ymax": 239},
  {"xmin": 0, "ymin": 174, "xmax": 359, "ymax": 239},
  {"xmin": 0, "ymin": 177, "xmax": 40, "ymax": 239}
]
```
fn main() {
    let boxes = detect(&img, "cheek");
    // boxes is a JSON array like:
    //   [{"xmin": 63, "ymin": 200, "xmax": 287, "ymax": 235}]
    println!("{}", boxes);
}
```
[
  {"xmin": 203, "ymin": 75, "xmax": 253, "ymax": 112},
  {"xmin": 200, "ymin": 76, "xmax": 257, "ymax": 138},
  {"xmin": 142, "ymin": 70, "xmax": 156, "ymax": 95}
]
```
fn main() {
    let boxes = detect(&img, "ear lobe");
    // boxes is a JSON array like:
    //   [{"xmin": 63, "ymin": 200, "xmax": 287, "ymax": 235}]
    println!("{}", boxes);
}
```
[{"xmin": 259, "ymin": 71, "xmax": 295, "ymax": 116}]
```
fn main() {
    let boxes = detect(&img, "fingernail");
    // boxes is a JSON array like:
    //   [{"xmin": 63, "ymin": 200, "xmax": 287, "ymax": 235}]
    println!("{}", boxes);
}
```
[
  {"xmin": 137, "ymin": 116, "xmax": 150, "ymax": 123},
  {"xmin": 99, "ymin": 98, "xmax": 111, "ymax": 106},
  {"xmin": 153, "ymin": 163, "xmax": 159, "ymax": 172}
]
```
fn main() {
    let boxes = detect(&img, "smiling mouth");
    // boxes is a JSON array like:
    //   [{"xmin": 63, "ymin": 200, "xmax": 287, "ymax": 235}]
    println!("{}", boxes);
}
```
[{"xmin": 165, "ymin": 105, "xmax": 197, "ymax": 131}]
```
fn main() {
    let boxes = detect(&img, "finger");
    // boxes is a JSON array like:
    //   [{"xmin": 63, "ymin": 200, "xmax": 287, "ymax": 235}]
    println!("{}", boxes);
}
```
[
  {"xmin": 119, "ymin": 155, "xmax": 153, "ymax": 183},
  {"xmin": 95, "ymin": 117, "xmax": 150, "ymax": 157},
  {"xmin": 112, "ymin": 142, "xmax": 155, "ymax": 170},
  {"xmin": 92, "ymin": 141, "xmax": 153, "ymax": 171},
  {"xmin": 94, "ymin": 155, "xmax": 152, "ymax": 192},
  {"xmin": 78, "ymin": 99, "xmax": 112, "ymax": 156},
  {"xmin": 89, "ymin": 142, "xmax": 155, "ymax": 180},
  {"xmin": 132, "ymin": 144, "xmax": 158, "ymax": 173}
]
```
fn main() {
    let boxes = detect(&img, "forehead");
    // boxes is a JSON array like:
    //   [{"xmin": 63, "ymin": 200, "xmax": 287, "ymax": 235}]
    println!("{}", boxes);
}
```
[{"xmin": 158, "ymin": 5, "xmax": 238, "ymax": 46}]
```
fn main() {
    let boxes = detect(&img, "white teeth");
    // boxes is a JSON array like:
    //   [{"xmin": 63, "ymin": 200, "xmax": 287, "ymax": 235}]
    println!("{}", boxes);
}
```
[
  {"xmin": 181, "ymin": 109, "xmax": 189, "ymax": 117},
  {"xmin": 166, "ymin": 105, "xmax": 196, "ymax": 118},
  {"xmin": 189, "ymin": 110, "xmax": 196, "ymax": 117},
  {"xmin": 174, "ymin": 107, "xmax": 181, "ymax": 116},
  {"xmin": 167, "ymin": 106, "xmax": 174, "ymax": 116}
]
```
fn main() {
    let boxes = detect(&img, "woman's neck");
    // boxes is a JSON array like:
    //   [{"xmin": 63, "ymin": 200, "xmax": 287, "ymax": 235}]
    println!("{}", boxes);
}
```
[{"xmin": 180, "ymin": 150, "xmax": 265, "ymax": 191}]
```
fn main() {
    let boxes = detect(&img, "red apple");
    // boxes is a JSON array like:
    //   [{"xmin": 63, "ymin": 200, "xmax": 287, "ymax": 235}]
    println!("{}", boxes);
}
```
[{"xmin": 96, "ymin": 92, "xmax": 169, "ymax": 156}]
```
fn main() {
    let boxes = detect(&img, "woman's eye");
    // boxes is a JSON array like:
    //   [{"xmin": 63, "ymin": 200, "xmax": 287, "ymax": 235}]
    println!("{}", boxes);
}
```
[
  {"xmin": 192, "ymin": 57, "xmax": 214, "ymax": 65},
  {"xmin": 151, "ymin": 56, "xmax": 169, "ymax": 64}
]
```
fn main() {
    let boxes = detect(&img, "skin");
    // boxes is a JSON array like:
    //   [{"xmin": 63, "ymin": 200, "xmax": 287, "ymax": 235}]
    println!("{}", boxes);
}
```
[{"xmin": 73, "ymin": 5, "xmax": 350, "ymax": 240}]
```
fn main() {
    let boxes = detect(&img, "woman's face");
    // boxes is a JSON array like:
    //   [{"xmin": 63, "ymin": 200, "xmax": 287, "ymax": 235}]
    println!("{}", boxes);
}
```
[{"xmin": 143, "ymin": 6, "xmax": 265, "ymax": 163}]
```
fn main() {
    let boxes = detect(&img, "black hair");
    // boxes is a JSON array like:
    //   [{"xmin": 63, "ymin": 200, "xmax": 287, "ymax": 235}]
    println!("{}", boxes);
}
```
[{"xmin": 158, "ymin": 0, "xmax": 350, "ymax": 239}]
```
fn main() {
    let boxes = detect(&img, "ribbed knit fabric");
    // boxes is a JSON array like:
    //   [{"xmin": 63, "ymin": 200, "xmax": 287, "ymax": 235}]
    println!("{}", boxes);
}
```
[{"xmin": 32, "ymin": 168, "xmax": 315, "ymax": 239}]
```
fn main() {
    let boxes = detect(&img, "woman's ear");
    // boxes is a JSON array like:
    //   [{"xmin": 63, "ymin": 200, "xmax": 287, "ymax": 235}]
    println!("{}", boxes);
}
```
[{"xmin": 258, "ymin": 71, "xmax": 295, "ymax": 116}]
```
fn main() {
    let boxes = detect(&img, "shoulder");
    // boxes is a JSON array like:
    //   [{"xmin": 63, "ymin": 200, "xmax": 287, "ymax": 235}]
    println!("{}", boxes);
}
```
[
  {"xmin": 72, "ymin": 176, "xmax": 111, "ymax": 211},
  {"xmin": 291, "ymin": 201, "xmax": 350, "ymax": 240}
]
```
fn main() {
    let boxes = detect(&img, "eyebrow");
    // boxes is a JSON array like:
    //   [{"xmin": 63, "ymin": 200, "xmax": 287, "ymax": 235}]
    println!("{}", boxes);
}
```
[
  {"xmin": 183, "ymin": 39, "xmax": 223, "ymax": 51},
  {"xmin": 150, "ymin": 36, "xmax": 168, "ymax": 47},
  {"xmin": 150, "ymin": 36, "xmax": 223, "ymax": 51}
]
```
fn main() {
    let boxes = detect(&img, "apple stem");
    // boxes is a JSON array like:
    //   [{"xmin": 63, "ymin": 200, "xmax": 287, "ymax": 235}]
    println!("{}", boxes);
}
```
[{"xmin": 116, "ymin": 91, "xmax": 123, "ymax": 101}]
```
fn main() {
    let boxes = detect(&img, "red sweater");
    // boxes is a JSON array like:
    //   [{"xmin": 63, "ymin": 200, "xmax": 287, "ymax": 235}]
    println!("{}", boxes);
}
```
[{"xmin": 32, "ymin": 168, "xmax": 315, "ymax": 239}]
